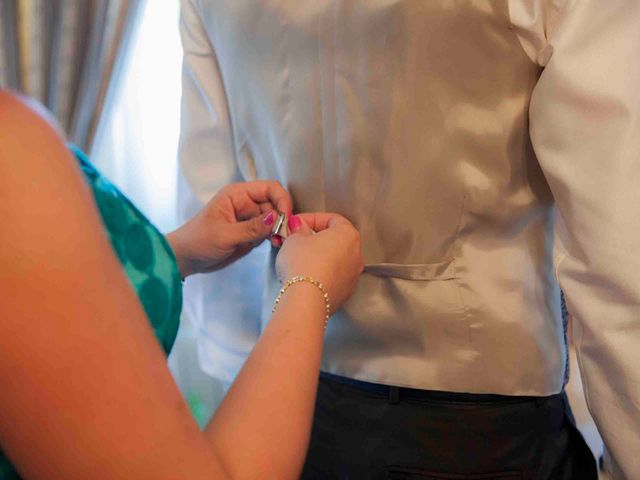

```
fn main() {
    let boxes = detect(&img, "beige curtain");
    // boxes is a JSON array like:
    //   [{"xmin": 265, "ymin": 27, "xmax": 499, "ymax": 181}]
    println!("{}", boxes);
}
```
[{"xmin": 0, "ymin": 0, "xmax": 143, "ymax": 152}]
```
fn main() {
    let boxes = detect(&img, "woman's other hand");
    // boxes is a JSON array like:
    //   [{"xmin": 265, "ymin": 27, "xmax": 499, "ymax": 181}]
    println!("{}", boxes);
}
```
[
  {"xmin": 276, "ymin": 213, "xmax": 364, "ymax": 316},
  {"xmin": 167, "ymin": 181, "xmax": 292, "ymax": 277}
]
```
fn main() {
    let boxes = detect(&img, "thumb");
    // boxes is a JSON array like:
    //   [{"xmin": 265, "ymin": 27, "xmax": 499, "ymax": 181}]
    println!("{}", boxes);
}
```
[{"xmin": 229, "ymin": 210, "xmax": 274, "ymax": 244}]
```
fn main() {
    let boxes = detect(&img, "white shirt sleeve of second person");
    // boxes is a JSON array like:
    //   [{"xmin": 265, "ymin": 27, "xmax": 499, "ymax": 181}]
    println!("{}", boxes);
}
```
[
  {"xmin": 178, "ymin": 0, "xmax": 263, "ymax": 389},
  {"xmin": 517, "ymin": 0, "xmax": 640, "ymax": 477}
]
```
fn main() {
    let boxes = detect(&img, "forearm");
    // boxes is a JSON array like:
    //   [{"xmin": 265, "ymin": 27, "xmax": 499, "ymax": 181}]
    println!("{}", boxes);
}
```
[
  {"xmin": 166, "ymin": 229, "xmax": 195, "ymax": 279},
  {"xmin": 204, "ymin": 282, "xmax": 326, "ymax": 480}
]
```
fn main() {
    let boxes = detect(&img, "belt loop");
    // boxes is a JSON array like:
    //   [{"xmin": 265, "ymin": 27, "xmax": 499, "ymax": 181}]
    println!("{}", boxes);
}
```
[{"xmin": 388, "ymin": 386, "xmax": 400, "ymax": 405}]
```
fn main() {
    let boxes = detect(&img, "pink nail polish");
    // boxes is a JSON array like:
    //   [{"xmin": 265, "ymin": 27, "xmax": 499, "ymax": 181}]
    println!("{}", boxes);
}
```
[
  {"xmin": 264, "ymin": 210, "xmax": 275, "ymax": 226},
  {"xmin": 272, "ymin": 235, "xmax": 283, "ymax": 247},
  {"xmin": 288, "ymin": 215, "xmax": 302, "ymax": 232}
]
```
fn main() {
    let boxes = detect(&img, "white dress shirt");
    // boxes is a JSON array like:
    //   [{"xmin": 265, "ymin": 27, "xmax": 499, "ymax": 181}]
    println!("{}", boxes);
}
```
[{"xmin": 178, "ymin": 1, "xmax": 640, "ymax": 477}]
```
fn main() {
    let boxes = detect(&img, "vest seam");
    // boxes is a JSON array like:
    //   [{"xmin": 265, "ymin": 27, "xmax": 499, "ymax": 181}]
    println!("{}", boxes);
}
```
[{"xmin": 451, "ymin": 194, "xmax": 472, "ymax": 346}]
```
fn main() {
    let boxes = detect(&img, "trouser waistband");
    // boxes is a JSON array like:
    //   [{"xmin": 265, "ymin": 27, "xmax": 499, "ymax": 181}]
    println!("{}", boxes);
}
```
[{"xmin": 319, "ymin": 371, "xmax": 558, "ymax": 405}]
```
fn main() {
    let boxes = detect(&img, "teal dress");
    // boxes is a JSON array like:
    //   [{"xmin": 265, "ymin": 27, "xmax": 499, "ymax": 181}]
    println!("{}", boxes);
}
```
[{"xmin": 0, "ymin": 147, "xmax": 183, "ymax": 479}]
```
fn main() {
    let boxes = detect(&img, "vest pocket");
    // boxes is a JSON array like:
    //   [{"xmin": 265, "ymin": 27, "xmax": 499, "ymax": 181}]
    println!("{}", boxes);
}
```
[
  {"xmin": 364, "ymin": 258, "xmax": 457, "ymax": 281},
  {"xmin": 352, "ymin": 257, "xmax": 470, "ymax": 347}
]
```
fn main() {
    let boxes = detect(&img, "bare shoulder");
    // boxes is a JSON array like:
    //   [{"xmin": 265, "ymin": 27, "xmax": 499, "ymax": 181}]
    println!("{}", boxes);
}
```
[
  {"xmin": 0, "ymin": 89, "xmax": 47, "ymax": 127},
  {"xmin": 0, "ymin": 89, "xmax": 57, "ymax": 123},
  {"xmin": 0, "ymin": 88, "xmax": 20, "ymax": 108},
  {"xmin": 0, "ymin": 90, "xmax": 66, "ymax": 148},
  {"xmin": 0, "ymin": 90, "xmax": 79, "ymax": 189},
  {"xmin": 0, "ymin": 90, "xmax": 94, "ymax": 245}
]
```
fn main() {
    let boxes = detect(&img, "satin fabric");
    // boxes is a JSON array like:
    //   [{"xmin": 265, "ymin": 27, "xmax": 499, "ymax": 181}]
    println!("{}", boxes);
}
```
[{"xmin": 178, "ymin": 1, "xmax": 640, "ymax": 476}]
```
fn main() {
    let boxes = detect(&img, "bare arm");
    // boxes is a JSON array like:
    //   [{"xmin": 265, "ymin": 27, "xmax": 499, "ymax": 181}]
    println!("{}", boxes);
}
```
[
  {"xmin": 205, "ymin": 282, "xmax": 327, "ymax": 478},
  {"xmin": 0, "ymin": 92, "xmax": 361, "ymax": 479},
  {"xmin": 204, "ymin": 213, "xmax": 362, "ymax": 479},
  {"xmin": 0, "ymin": 92, "xmax": 226, "ymax": 479}
]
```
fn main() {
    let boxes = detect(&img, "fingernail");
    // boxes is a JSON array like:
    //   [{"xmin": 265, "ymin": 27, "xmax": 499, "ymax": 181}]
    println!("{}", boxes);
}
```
[
  {"xmin": 264, "ymin": 210, "xmax": 275, "ymax": 226},
  {"xmin": 272, "ymin": 235, "xmax": 283, "ymax": 247},
  {"xmin": 288, "ymin": 214, "xmax": 302, "ymax": 232}
]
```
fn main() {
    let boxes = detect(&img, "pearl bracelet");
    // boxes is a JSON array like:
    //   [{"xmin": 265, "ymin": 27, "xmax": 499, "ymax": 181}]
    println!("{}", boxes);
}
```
[{"xmin": 272, "ymin": 275, "xmax": 331, "ymax": 328}]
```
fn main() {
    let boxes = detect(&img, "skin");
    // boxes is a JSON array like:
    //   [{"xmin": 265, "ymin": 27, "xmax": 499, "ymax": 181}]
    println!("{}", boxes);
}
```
[
  {"xmin": 0, "ymin": 91, "xmax": 364, "ymax": 480},
  {"xmin": 167, "ymin": 180, "xmax": 295, "ymax": 276}
]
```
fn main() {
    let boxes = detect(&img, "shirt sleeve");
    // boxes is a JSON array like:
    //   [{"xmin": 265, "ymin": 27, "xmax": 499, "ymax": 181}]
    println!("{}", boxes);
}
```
[
  {"xmin": 527, "ymin": 1, "xmax": 640, "ymax": 477},
  {"xmin": 179, "ymin": 0, "xmax": 240, "ymax": 204},
  {"xmin": 178, "ymin": 0, "xmax": 263, "ymax": 389}
]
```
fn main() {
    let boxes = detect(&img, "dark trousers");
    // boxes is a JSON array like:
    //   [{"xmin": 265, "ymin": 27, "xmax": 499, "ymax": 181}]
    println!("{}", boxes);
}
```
[{"xmin": 301, "ymin": 373, "xmax": 597, "ymax": 480}]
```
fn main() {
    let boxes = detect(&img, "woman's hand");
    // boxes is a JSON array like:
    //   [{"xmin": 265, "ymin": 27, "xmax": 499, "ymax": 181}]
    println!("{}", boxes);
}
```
[
  {"xmin": 167, "ymin": 181, "xmax": 292, "ymax": 278},
  {"xmin": 276, "ymin": 213, "xmax": 364, "ymax": 316}
]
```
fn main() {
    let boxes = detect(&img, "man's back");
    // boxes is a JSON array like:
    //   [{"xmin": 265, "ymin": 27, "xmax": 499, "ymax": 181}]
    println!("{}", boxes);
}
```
[
  {"xmin": 181, "ymin": 0, "xmax": 562, "ymax": 395},
  {"xmin": 179, "ymin": 1, "xmax": 640, "ymax": 477}
]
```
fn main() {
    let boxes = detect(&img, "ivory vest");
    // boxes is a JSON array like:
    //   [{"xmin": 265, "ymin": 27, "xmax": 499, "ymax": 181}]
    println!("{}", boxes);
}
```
[{"xmin": 189, "ymin": 0, "xmax": 565, "ymax": 395}]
